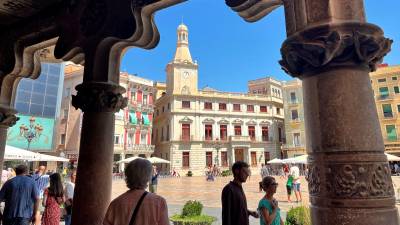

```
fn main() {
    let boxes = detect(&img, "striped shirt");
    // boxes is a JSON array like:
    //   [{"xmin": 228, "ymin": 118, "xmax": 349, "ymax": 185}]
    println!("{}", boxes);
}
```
[{"xmin": 31, "ymin": 173, "xmax": 50, "ymax": 199}]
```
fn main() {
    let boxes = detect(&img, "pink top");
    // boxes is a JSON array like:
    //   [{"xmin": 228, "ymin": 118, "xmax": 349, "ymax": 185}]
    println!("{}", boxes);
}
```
[{"xmin": 103, "ymin": 189, "xmax": 169, "ymax": 225}]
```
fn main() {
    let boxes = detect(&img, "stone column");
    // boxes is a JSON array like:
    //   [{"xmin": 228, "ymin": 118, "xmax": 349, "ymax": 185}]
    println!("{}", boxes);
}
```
[
  {"xmin": 0, "ymin": 106, "xmax": 18, "ymax": 177},
  {"xmin": 71, "ymin": 82, "xmax": 127, "ymax": 225},
  {"xmin": 280, "ymin": 1, "xmax": 399, "ymax": 224}
]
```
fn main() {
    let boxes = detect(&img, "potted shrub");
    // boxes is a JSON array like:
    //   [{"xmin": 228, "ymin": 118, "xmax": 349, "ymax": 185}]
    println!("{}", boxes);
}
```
[
  {"xmin": 170, "ymin": 200, "xmax": 216, "ymax": 225},
  {"xmin": 186, "ymin": 170, "xmax": 193, "ymax": 177},
  {"xmin": 285, "ymin": 206, "xmax": 311, "ymax": 225},
  {"xmin": 221, "ymin": 170, "xmax": 232, "ymax": 177}
]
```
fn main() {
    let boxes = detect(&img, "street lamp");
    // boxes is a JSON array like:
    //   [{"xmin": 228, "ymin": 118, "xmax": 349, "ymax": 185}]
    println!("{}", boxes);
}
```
[
  {"xmin": 19, "ymin": 116, "xmax": 43, "ymax": 151},
  {"xmin": 211, "ymin": 138, "xmax": 223, "ymax": 167}
]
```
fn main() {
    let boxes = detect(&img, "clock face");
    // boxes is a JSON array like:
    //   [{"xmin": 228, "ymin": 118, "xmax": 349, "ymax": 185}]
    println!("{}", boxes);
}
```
[{"xmin": 183, "ymin": 71, "xmax": 190, "ymax": 79}]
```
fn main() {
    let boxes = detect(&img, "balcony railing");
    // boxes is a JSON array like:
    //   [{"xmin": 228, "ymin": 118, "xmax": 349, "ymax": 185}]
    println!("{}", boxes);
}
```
[
  {"xmin": 126, "ymin": 144, "xmax": 155, "ymax": 152},
  {"xmin": 180, "ymin": 135, "xmax": 194, "ymax": 142},
  {"xmin": 230, "ymin": 135, "xmax": 251, "ymax": 142},
  {"xmin": 282, "ymin": 143, "xmax": 305, "ymax": 149},
  {"xmin": 289, "ymin": 99, "xmax": 299, "ymax": 104},
  {"xmin": 290, "ymin": 118, "xmax": 303, "ymax": 123},
  {"xmin": 376, "ymin": 94, "xmax": 394, "ymax": 101}
]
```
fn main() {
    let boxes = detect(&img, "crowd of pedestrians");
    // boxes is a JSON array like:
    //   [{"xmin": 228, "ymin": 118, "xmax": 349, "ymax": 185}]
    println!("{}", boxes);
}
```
[
  {"xmin": 0, "ymin": 165, "xmax": 75, "ymax": 225},
  {"xmin": 0, "ymin": 160, "xmax": 306, "ymax": 225}
]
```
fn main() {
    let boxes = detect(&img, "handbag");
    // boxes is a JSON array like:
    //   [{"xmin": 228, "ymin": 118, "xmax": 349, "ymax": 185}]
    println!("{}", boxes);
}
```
[{"xmin": 128, "ymin": 191, "xmax": 148, "ymax": 225}]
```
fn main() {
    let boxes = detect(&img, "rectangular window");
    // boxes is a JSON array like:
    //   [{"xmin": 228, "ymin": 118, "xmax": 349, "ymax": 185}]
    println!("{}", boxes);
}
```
[
  {"xmin": 182, "ymin": 101, "xmax": 191, "ymax": 109},
  {"xmin": 221, "ymin": 152, "xmax": 228, "ymax": 167},
  {"xmin": 379, "ymin": 87, "xmax": 389, "ymax": 96},
  {"xmin": 278, "ymin": 127, "xmax": 283, "ymax": 142},
  {"xmin": 247, "ymin": 105, "xmax": 254, "ymax": 112},
  {"xmin": 206, "ymin": 152, "xmax": 213, "ymax": 167},
  {"xmin": 262, "ymin": 126, "xmax": 269, "ymax": 141},
  {"xmin": 60, "ymin": 134, "xmax": 66, "ymax": 145},
  {"xmin": 398, "ymin": 105, "xmax": 400, "ymax": 112},
  {"xmin": 182, "ymin": 152, "xmax": 190, "ymax": 168},
  {"xmin": 291, "ymin": 110, "xmax": 299, "ymax": 120},
  {"xmin": 264, "ymin": 152, "xmax": 270, "ymax": 164},
  {"xmin": 143, "ymin": 95, "xmax": 148, "ymax": 105},
  {"xmin": 251, "ymin": 152, "xmax": 257, "ymax": 166},
  {"xmin": 166, "ymin": 125, "xmax": 170, "ymax": 141},
  {"xmin": 392, "ymin": 76, "xmax": 397, "ymax": 81},
  {"xmin": 141, "ymin": 133, "xmax": 146, "ymax": 144},
  {"xmin": 394, "ymin": 86, "xmax": 399, "ymax": 94},
  {"xmin": 131, "ymin": 91, "xmax": 136, "ymax": 101},
  {"xmin": 260, "ymin": 106, "xmax": 267, "ymax": 113},
  {"xmin": 234, "ymin": 125, "xmax": 242, "ymax": 136},
  {"xmin": 248, "ymin": 126, "xmax": 255, "ymax": 140},
  {"xmin": 378, "ymin": 78, "xmax": 387, "ymax": 83},
  {"xmin": 182, "ymin": 124, "xmax": 190, "ymax": 141},
  {"xmin": 205, "ymin": 124, "xmax": 213, "ymax": 140},
  {"xmin": 114, "ymin": 135, "xmax": 120, "ymax": 144},
  {"xmin": 290, "ymin": 92, "xmax": 297, "ymax": 103},
  {"xmin": 233, "ymin": 104, "xmax": 241, "ymax": 111},
  {"xmin": 386, "ymin": 125, "xmax": 397, "ymax": 141},
  {"xmin": 293, "ymin": 133, "xmax": 301, "ymax": 146},
  {"xmin": 204, "ymin": 102, "xmax": 212, "ymax": 110},
  {"xmin": 382, "ymin": 104, "xmax": 393, "ymax": 117},
  {"xmin": 220, "ymin": 125, "xmax": 227, "ymax": 140},
  {"xmin": 219, "ymin": 103, "xmax": 227, "ymax": 111},
  {"xmin": 277, "ymin": 108, "xmax": 281, "ymax": 115}
]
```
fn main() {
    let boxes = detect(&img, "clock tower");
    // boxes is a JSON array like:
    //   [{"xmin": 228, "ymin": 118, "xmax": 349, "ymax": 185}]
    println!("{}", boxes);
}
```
[{"xmin": 166, "ymin": 23, "xmax": 198, "ymax": 95}]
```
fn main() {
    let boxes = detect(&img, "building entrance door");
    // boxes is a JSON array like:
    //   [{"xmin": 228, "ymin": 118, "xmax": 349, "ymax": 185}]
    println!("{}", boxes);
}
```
[{"xmin": 235, "ymin": 148, "xmax": 244, "ymax": 162}]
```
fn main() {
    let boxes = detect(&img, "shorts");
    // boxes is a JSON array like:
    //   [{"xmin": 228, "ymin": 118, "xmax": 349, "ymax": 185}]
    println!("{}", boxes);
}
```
[
  {"xmin": 293, "ymin": 183, "xmax": 301, "ymax": 192},
  {"xmin": 286, "ymin": 185, "xmax": 292, "ymax": 195}
]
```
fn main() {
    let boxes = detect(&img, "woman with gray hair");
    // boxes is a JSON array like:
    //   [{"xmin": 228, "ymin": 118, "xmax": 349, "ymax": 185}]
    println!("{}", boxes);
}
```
[{"xmin": 103, "ymin": 158, "xmax": 169, "ymax": 225}]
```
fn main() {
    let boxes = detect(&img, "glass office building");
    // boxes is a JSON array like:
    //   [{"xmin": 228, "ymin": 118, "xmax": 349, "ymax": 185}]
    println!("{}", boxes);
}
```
[{"xmin": 14, "ymin": 63, "xmax": 65, "ymax": 118}]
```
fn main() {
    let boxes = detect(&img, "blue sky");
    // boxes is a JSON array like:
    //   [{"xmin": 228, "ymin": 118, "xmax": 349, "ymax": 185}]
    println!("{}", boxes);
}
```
[{"xmin": 121, "ymin": 0, "xmax": 400, "ymax": 93}]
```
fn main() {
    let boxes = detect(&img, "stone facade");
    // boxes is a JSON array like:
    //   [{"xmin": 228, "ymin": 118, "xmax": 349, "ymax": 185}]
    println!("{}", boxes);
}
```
[
  {"xmin": 282, "ymin": 79, "xmax": 307, "ymax": 157},
  {"xmin": 370, "ymin": 64, "xmax": 400, "ymax": 155},
  {"xmin": 153, "ymin": 24, "xmax": 284, "ymax": 176}
]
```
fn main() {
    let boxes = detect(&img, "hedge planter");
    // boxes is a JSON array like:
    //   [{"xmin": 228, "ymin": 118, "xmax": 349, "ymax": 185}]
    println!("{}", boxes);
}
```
[
  {"xmin": 170, "ymin": 200, "xmax": 216, "ymax": 225},
  {"xmin": 170, "ymin": 215, "xmax": 216, "ymax": 225}
]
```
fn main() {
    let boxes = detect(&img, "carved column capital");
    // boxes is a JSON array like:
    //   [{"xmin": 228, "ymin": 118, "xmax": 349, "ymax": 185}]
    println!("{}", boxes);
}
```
[
  {"xmin": 0, "ymin": 106, "xmax": 19, "ymax": 128},
  {"xmin": 280, "ymin": 23, "xmax": 393, "ymax": 78},
  {"xmin": 72, "ymin": 82, "xmax": 128, "ymax": 113}
]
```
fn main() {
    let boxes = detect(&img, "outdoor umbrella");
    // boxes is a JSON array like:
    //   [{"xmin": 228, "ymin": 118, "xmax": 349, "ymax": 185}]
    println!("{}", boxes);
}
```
[
  {"xmin": 116, "ymin": 156, "xmax": 140, "ymax": 164},
  {"xmin": 147, "ymin": 157, "xmax": 170, "ymax": 164},
  {"xmin": 36, "ymin": 154, "xmax": 69, "ymax": 162},
  {"xmin": 385, "ymin": 153, "xmax": 400, "ymax": 161},
  {"xmin": 267, "ymin": 158, "xmax": 284, "ymax": 164},
  {"xmin": 4, "ymin": 145, "xmax": 40, "ymax": 161}
]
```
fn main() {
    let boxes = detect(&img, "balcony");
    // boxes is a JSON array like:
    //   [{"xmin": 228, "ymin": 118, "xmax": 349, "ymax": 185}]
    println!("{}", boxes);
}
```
[
  {"xmin": 180, "ymin": 135, "xmax": 194, "ymax": 142},
  {"xmin": 230, "ymin": 135, "xmax": 251, "ymax": 142},
  {"xmin": 282, "ymin": 143, "xmax": 305, "ymax": 149},
  {"xmin": 376, "ymin": 94, "xmax": 394, "ymax": 101},
  {"xmin": 289, "ymin": 99, "xmax": 299, "ymax": 105},
  {"xmin": 125, "ymin": 144, "xmax": 155, "ymax": 153},
  {"xmin": 382, "ymin": 113, "xmax": 397, "ymax": 120},
  {"xmin": 385, "ymin": 137, "xmax": 399, "ymax": 142},
  {"xmin": 290, "ymin": 117, "xmax": 303, "ymax": 123}
]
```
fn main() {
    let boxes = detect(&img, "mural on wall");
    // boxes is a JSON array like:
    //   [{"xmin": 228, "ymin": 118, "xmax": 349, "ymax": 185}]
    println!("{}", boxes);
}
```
[{"xmin": 6, "ymin": 115, "xmax": 54, "ymax": 151}]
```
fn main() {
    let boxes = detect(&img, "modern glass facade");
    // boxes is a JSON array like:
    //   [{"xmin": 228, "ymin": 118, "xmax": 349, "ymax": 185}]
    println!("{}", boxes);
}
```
[{"xmin": 14, "ymin": 63, "xmax": 65, "ymax": 118}]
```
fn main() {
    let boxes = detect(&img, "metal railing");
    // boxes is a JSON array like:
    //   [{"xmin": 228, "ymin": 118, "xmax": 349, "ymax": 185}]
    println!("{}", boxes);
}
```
[{"xmin": 125, "ymin": 144, "xmax": 155, "ymax": 152}]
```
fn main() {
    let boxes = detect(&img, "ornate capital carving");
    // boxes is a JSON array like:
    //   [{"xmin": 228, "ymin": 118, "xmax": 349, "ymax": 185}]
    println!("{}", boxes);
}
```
[
  {"xmin": 72, "ymin": 82, "xmax": 127, "ymax": 113},
  {"xmin": 280, "ymin": 23, "xmax": 392, "ymax": 78},
  {"xmin": 0, "ymin": 106, "xmax": 19, "ymax": 128}
]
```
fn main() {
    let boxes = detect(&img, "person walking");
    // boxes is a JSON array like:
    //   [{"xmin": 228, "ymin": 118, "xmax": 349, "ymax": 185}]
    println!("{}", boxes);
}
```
[
  {"xmin": 41, "ymin": 173, "xmax": 64, "ymax": 225},
  {"xmin": 286, "ymin": 174, "xmax": 293, "ymax": 203},
  {"xmin": 289, "ymin": 165, "xmax": 302, "ymax": 202},
  {"xmin": 0, "ymin": 165, "xmax": 40, "ymax": 225},
  {"xmin": 31, "ymin": 165, "xmax": 50, "ymax": 224},
  {"xmin": 103, "ymin": 158, "xmax": 169, "ymax": 225},
  {"xmin": 258, "ymin": 176, "xmax": 284, "ymax": 225},
  {"xmin": 64, "ymin": 170, "xmax": 76, "ymax": 225},
  {"xmin": 149, "ymin": 166, "xmax": 159, "ymax": 193},
  {"xmin": 259, "ymin": 164, "xmax": 268, "ymax": 192},
  {"xmin": 221, "ymin": 161, "xmax": 259, "ymax": 225}
]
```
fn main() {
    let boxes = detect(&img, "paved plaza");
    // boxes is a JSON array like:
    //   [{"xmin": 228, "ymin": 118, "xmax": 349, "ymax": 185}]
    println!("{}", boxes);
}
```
[{"xmin": 110, "ymin": 176, "xmax": 400, "ymax": 225}]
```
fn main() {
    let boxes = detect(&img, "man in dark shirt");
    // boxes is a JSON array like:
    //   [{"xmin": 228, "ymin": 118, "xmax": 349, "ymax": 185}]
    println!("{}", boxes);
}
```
[
  {"xmin": 222, "ymin": 161, "xmax": 259, "ymax": 225},
  {"xmin": 0, "ymin": 164, "xmax": 40, "ymax": 225}
]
